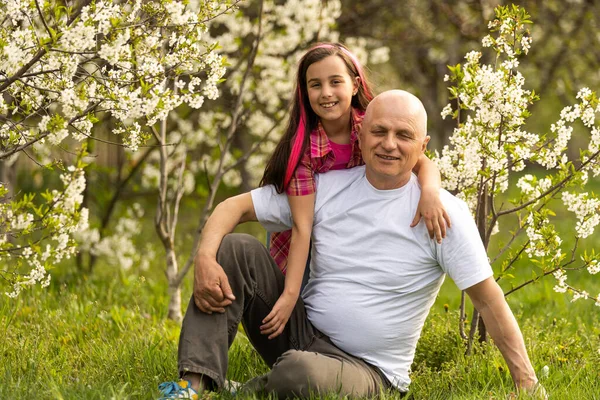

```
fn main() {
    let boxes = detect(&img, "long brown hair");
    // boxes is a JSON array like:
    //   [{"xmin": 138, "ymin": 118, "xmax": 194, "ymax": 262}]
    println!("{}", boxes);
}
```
[{"xmin": 260, "ymin": 43, "xmax": 374, "ymax": 193}]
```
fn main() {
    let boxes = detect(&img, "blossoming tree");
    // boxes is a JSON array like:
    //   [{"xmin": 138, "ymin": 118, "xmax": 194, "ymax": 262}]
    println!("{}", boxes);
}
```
[
  {"xmin": 135, "ymin": 0, "xmax": 388, "ymax": 320},
  {"xmin": 435, "ymin": 5, "xmax": 600, "ymax": 350},
  {"xmin": 0, "ymin": 0, "xmax": 237, "ymax": 297},
  {"xmin": 1, "ymin": 0, "xmax": 387, "ymax": 323}
]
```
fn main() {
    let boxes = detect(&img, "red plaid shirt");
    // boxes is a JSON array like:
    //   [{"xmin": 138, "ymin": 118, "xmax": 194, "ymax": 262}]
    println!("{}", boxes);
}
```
[{"xmin": 270, "ymin": 109, "xmax": 365, "ymax": 273}]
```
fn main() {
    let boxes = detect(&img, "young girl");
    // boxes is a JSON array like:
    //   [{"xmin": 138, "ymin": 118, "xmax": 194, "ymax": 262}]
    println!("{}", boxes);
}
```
[{"xmin": 258, "ymin": 43, "xmax": 451, "ymax": 339}]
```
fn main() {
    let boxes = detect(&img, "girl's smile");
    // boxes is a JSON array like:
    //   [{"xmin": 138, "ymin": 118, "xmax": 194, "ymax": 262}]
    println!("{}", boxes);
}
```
[{"xmin": 320, "ymin": 101, "xmax": 338, "ymax": 109}]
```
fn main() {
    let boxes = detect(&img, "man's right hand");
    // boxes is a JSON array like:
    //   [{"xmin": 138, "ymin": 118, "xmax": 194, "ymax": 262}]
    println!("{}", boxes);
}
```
[{"xmin": 193, "ymin": 254, "xmax": 236, "ymax": 314}]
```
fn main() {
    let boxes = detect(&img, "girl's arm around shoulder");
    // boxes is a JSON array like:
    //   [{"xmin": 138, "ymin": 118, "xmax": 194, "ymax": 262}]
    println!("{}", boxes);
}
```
[{"xmin": 411, "ymin": 154, "xmax": 451, "ymax": 243}]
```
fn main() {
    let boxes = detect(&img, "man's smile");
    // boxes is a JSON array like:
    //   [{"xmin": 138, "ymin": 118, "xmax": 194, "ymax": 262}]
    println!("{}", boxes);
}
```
[{"xmin": 376, "ymin": 154, "xmax": 400, "ymax": 161}]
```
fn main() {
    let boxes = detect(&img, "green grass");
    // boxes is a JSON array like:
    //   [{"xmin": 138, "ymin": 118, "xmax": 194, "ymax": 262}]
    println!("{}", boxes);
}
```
[
  {"xmin": 2, "ymin": 257, "xmax": 599, "ymax": 399},
  {"xmin": 2, "ymin": 175, "xmax": 599, "ymax": 399}
]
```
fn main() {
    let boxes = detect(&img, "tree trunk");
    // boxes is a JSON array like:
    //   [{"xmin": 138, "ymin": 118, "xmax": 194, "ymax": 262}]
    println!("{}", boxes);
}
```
[
  {"xmin": 459, "ymin": 290, "xmax": 468, "ymax": 339},
  {"xmin": 77, "ymin": 137, "xmax": 95, "ymax": 271},
  {"xmin": 167, "ymin": 284, "xmax": 182, "ymax": 322},
  {"xmin": 477, "ymin": 312, "xmax": 487, "ymax": 343},
  {"xmin": 466, "ymin": 308, "xmax": 480, "ymax": 355},
  {"xmin": 475, "ymin": 178, "xmax": 489, "ymax": 344},
  {"xmin": 166, "ymin": 248, "xmax": 183, "ymax": 322},
  {"xmin": 467, "ymin": 167, "xmax": 490, "ymax": 352}
]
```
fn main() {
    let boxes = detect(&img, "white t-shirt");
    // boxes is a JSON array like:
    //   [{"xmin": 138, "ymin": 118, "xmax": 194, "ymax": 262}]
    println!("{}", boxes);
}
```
[{"xmin": 251, "ymin": 166, "xmax": 492, "ymax": 391}]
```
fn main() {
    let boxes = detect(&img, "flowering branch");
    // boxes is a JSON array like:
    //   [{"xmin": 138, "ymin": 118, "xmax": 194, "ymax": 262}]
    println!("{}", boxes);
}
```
[
  {"xmin": 0, "ymin": 102, "xmax": 101, "ymax": 160},
  {"xmin": 435, "ymin": 4, "xmax": 600, "ymax": 343},
  {"xmin": 176, "ymin": 0, "xmax": 267, "ymax": 287},
  {"xmin": 497, "ymin": 148, "xmax": 600, "ymax": 217},
  {"xmin": 0, "ymin": 0, "xmax": 238, "ymax": 297}
]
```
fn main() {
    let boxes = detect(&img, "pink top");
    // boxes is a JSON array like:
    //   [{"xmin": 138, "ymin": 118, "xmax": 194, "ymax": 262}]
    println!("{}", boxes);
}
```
[{"xmin": 329, "ymin": 141, "xmax": 353, "ymax": 170}]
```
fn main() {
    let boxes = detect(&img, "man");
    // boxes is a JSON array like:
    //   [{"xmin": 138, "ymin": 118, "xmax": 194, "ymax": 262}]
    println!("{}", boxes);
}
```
[{"xmin": 164, "ymin": 90, "xmax": 542, "ymax": 398}]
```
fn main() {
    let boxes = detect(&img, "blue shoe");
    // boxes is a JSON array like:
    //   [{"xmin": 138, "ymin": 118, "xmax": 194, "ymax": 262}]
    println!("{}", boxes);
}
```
[{"xmin": 158, "ymin": 380, "xmax": 198, "ymax": 399}]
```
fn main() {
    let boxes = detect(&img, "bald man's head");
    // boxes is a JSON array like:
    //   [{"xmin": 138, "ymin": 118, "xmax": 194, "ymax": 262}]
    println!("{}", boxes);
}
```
[
  {"xmin": 363, "ymin": 90, "xmax": 428, "ymax": 139},
  {"xmin": 358, "ymin": 90, "xmax": 431, "ymax": 190}
]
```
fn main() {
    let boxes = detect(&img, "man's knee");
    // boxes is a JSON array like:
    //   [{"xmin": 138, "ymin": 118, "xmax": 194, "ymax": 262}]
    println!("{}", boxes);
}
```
[
  {"xmin": 268, "ymin": 350, "xmax": 328, "ymax": 397},
  {"xmin": 217, "ymin": 233, "xmax": 264, "ymax": 272},
  {"xmin": 219, "ymin": 233, "xmax": 260, "ymax": 252}
]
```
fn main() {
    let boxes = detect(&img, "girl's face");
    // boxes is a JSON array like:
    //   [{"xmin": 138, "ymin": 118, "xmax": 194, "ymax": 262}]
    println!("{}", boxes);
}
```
[{"xmin": 305, "ymin": 55, "xmax": 359, "ymax": 126}]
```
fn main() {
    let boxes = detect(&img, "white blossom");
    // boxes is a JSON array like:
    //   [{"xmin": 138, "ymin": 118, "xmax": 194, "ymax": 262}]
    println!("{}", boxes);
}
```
[
  {"xmin": 562, "ymin": 192, "xmax": 600, "ymax": 238},
  {"xmin": 441, "ymin": 104, "xmax": 453, "ymax": 119},
  {"xmin": 587, "ymin": 260, "xmax": 600, "ymax": 275},
  {"xmin": 47, "ymin": 129, "xmax": 69, "ymax": 145},
  {"xmin": 38, "ymin": 116, "xmax": 51, "ymax": 132},
  {"xmin": 465, "ymin": 50, "xmax": 482, "ymax": 65},
  {"xmin": 369, "ymin": 46, "xmax": 390, "ymax": 64},
  {"xmin": 520, "ymin": 36, "xmax": 532, "ymax": 54},
  {"xmin": 553, "ymin": 269, "xmax": 568, "ymax": 293},
  {"xmin": 58, "ymin": 21, "xmax": 96, "ymax": 52},
  {"xmin": 576, "ymin": 87, "xmax": 592, "ymax": 101},
  {"xmin": 482, "ymin": 35, "xmax": 493, "ymax": 47},
  {"xmin": 11, "ymin": 213, "xmax": 34, "ymax": 230},
  {"xmin": 571, "ymin": 290, "xmax": 589, "ymax": 302},
  {"xmin": 85, "ymin": 204, "xmax": 149, "ymax": 272}
]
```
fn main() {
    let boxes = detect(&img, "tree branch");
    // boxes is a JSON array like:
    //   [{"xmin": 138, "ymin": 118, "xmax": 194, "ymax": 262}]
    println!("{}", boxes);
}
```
[
  {"xmin": 153, "ymin": 120, "xmax": 170, "ymax": 243},
  {"xmin": 0, "ymin": 69, "xmax": 61, "ymax": 83},
  {"xmin": 490, "ymin": 223, "xmax": 526, "ymax": 265},
  {"xmin": 497, "ymin": 148, "xmax": 600, "ymax": 217},
  {"xmin": 495, "ymin": 240, "xmax": 529, "ymax": 283},
  {"xmin": 503, "ymin": 239, "xmax": 580, "ymax": 297},
  {"xmin": 0, "ymin": 0, "xmax": 92, "ymax": 93},
  {"xmin": 34, "ymin": 0, "xmax": 53, "ymax": 39},
  {"xmin": 170, "ymin": 155, "xmax": 187, "ymax": 242},
  {"xmin": 459, "ymin": 291, "xmax": 468, "ymax": 340},
  {"xmin": 176, "ymin": 0, "xmax": 265, "ymax": 286},
  {"xmin": 100, "ymin": 147, "xmax": 155, "ymax": 231},
  {"xmin": 0, "ymin": 101, "xmax": 101, "ymax": 160}
]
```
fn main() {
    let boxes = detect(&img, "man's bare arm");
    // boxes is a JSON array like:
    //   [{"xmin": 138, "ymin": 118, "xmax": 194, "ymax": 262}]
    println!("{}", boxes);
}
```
[
  {"xmin": 465, "ymin": 278, "xmax": 540, "ymax": 392},
  {"xmin": 197, "ymin": 193, "xmax": 257, "ymax": 259},
  {"xmin": 194, "ymin": 193, "xmax": 257, "ymax": 314}
]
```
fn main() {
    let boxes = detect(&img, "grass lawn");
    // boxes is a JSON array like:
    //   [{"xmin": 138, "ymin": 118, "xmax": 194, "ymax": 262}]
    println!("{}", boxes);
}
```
[
  {"xmin": 2, "ymin": 248, "xmax": 599, "ymax": 399},
  {"xmin": 2, "ymin": 176, "xmax": 600, "ymax": 399}
]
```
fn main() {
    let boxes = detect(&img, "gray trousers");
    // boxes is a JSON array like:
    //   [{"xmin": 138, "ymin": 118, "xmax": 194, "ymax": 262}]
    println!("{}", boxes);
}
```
[{"xmin": 178, "ymin": 233, "xmax": 391, "ymax": 398}]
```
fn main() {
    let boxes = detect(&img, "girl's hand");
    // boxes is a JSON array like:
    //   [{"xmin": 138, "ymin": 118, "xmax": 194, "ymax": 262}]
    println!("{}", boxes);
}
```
[
  {"xmin": 411, "ymin": 186, "xmax": 451, "ymax": 243},
  {"xmin": 260, "ymin": 292, "xmax": 298, "ymax": 339}
]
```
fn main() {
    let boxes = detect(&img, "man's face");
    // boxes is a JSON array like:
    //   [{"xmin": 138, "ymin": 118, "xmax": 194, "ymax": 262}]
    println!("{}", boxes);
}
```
[{"xmin": 358, "ymin": 100, "xmax": 429, "ymax": 189}]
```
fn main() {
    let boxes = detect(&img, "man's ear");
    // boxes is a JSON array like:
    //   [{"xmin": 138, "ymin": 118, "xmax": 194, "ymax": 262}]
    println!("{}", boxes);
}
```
[{"xmin": 421, "ymin": 135, "xmax": 431, "ymax": 152}]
